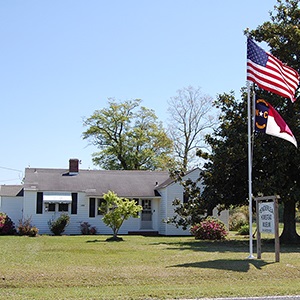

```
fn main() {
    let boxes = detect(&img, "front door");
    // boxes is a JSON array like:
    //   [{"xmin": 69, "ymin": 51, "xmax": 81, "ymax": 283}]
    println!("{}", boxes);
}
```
[{"xmin": 141, "ymin": 199, "xmax": 152, "ymax": 229}]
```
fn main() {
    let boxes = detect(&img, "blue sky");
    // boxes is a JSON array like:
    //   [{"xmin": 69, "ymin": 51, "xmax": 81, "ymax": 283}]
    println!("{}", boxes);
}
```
[{"xmin": 0, "ymin": 0, "xmax": 276, "ymax": 184}]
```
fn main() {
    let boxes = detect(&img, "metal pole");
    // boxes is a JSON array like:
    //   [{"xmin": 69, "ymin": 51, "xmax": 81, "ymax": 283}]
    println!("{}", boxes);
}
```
[{"xmin": 247, "ymin": 81, "xmax": 254, "ymax": 259}]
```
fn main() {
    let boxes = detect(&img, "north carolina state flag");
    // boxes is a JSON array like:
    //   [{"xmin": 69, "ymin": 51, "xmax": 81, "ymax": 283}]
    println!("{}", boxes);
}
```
[{"xmin": 255, "ymin": 99, "xmax": 297, "ymax": 148}]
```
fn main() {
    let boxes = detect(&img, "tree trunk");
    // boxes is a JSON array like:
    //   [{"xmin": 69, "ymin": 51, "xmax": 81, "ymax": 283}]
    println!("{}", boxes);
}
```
[
  {"xmin": 113, "ymin": 228, "xmax": 118, "ymax": 239},
  {"xmin": 280, "ymin": 200, "xmax": 300, "ymax": 244}
]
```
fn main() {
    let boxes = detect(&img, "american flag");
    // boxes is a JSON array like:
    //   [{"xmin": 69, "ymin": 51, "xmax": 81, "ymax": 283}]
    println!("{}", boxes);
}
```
[{"xmin": 247, "ymin": 38, "xmax": 299, "ymax": 102}]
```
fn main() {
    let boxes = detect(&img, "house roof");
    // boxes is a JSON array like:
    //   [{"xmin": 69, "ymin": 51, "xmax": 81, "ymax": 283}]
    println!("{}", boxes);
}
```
[
  {"xmin": 0, "ymin": 185, "xmax": 24, "ymax": 197},
  {"xmin": 23, "ymin": 168, "xmax": 170, "ymax": 198},
  {"xmin": 155, "ymin": 168, "xmax": 201, "ymax": 189}
]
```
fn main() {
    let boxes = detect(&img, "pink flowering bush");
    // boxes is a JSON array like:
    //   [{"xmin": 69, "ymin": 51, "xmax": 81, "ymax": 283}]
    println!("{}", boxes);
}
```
[
  {"xmin": 0, "ymin": 212, "xmax": 16, "ymax": 235},
  {"xmin": 190, "ymin": 217, "xmax": 228, "ymax": 240}
]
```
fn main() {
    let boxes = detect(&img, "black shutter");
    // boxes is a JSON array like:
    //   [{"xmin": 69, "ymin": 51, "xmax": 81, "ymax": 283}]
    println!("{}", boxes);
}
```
[
  {"xmin": 89, "ymin": 198, "xmax": 96, "ymax": 218},
  {"xmin": 71, "ymin": 193, "xmax": 78, "ymax": 214},
  {"xmin": 36, "ymin": 192, "xmax": 43, "ymax": 214}
]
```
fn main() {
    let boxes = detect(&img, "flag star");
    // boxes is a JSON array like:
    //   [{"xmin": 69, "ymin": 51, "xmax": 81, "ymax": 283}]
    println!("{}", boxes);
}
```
[{"xmin": 259, "ymin": 110, "xmax": 264, "ymax": 117}]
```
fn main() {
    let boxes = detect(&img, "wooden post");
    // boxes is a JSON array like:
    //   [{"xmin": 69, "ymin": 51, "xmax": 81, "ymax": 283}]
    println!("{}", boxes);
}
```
[{"xmin": 256, "ymin": 199, "xmax": 261, "ymax": 259}]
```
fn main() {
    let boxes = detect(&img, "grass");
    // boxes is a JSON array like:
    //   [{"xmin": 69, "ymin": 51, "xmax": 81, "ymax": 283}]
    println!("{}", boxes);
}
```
[{"xmin": 0, "ymin": 233, "xmax": 300, "ymax": 299}]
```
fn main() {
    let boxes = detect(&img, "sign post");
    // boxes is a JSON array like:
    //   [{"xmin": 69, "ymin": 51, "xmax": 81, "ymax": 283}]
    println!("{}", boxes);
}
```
[{"xmin": 254, "ymin": 195, "xmax": 280, "ymax": 262}]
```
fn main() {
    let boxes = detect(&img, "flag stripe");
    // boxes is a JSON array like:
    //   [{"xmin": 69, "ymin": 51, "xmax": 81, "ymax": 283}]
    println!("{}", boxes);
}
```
[
  {"xmin": 247, "ymin": 38, "xmax": 299, "ymax": 102},
  {"xmin": 247, "ymin": 60, "xmax": 298, "ymax": 98},
  {"xmin": 247, "ymin": 63, "xmax": 297, "ymax": 100},
  {"xmin": 268, "ymin": 55, "xmax": 299, "ymax": 88},
  {"xmin": 247, "ymin": 62, "xmax": 296, "ymax": 99}
]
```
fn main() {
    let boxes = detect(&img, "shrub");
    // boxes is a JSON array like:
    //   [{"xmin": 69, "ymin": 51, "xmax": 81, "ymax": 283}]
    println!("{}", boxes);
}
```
[
  {"xmin": 0, "ymin": 212, "xmax": 16, "ymax": 235},
  {"xmin": 18, "ymin": 217, "xmax": 39, "ymax": 237},
  {"xmin": 229, "ymin": 211, "xmax": 248, "ymax": 231},
  {"xmin": 48, "ymin": 213, "xmax": 70, "ymax": 235},
  {"xmin": 238, "ymin": 224, "xmax": 250, "ymax": 235},
  {"xmin": 80, "ymin": 221, "xmax": 97, "ymax": 235},
  {"xmin": 190, "ymin": 217, "xmax": 228, "ymax": 240}
]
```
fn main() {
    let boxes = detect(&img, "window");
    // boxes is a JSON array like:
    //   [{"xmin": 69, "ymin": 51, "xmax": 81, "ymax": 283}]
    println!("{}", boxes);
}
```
[
  {"xmin": 89, "ymin": 197, "xmax": 108, "ymax": 217},
  {"xmin": 58, "ymin": 203, "xmax": 69, "ymax": 212},
  {"xmin": 36, "ymin": 192, "xmax": 43, "ymax": 214},
  {"xmin": 97, "ymin": 198, "xmax": 106, "ymax": 215},
  {"xmin": 71, "ymin": 193, "xmax": 78, "ymax": 214},
  {"xmin": 48, "ymin": 203, "xmax": 55, "ymax": 212},
  {"xmin": 89, "ymin": 198, "xmax": 96, "ymax": 218},
  {"xmin": 45, "ymin": 203, "xmax": 68, "ymax": 212}
]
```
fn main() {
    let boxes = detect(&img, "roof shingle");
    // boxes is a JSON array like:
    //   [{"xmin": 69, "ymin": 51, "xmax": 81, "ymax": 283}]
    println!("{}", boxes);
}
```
[{"xmin": 23, "ymin": 168, "xmax": 170, "ymax": 197}]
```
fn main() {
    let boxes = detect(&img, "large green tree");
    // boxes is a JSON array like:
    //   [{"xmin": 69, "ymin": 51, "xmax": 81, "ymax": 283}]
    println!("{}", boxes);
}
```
[
  {"xmin": 83, "ymin": 98, "xmax": 174, "ymax": 170},
  {"xmin": 247, "ymin": 0, "xmax": 300, "ymax": 243},
  {"xmin": 201, "ymin": 87, "xmax": 300, "ymax": 243},
  {"xmin": 167, "ymin": 1, "xmax": 300, "ymax": 243},
  {"xmin": 200, "ymin": 0, "xmax": 300, "ymax": 244}
]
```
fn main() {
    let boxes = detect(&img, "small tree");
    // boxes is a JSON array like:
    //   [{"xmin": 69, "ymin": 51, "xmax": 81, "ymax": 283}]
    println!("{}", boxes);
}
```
[
  {"xmin": 101, "ymin": 191, "xmax": 142, "ymax": 241},
  {"xmin": 48, "ymin": 214, "xmax": 70, "ymax": 236}
]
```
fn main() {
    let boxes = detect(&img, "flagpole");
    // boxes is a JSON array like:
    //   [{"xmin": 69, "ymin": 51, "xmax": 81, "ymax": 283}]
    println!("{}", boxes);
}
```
[{"xmin": 247, "ymin": 81, "xmax": 255, "ymax": 259}]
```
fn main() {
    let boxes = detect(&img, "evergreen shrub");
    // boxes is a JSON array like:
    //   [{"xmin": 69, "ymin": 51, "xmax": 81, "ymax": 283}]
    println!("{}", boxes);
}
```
[{"xmin": 48, "ymin": 214, "xmax": 70, "ymax": 235}]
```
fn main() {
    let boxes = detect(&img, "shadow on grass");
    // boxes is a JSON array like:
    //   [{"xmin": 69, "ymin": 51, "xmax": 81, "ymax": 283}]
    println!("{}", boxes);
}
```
[
  {"xmin": 151, "ymin": 239, "xmax": 250, "ymax": 253},
  {"xmin": 86, "ymin": 236, "xmax": 125, "ymax": 243},
  {"xmin": 151, "ymin": 238, "xmax": 300, "ymax": 253},
  {"xmin": 86, "ymin": 239, "xmax": 105, "ymax": 243},
  {"xmin": 170, "ymin": 258, "xmax": 274, "ymax": 272}
]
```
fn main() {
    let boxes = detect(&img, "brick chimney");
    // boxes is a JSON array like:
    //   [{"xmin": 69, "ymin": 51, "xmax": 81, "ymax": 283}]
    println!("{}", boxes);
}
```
[{"xmin": 69, "ymin": 158, "xmax": 79, "ymax": 175}]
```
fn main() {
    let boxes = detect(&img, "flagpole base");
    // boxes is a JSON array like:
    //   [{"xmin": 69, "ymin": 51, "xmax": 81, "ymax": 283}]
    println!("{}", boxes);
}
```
[{"xmin": 247, "ymin": 254, "xmax": 256, "ymax": 259}]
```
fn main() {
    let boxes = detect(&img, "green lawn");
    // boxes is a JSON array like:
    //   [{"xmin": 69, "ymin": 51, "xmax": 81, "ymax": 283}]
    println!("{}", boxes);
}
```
[{"xmin": 0, "ymin": 234, "xmax": 300, "ymax": 299}]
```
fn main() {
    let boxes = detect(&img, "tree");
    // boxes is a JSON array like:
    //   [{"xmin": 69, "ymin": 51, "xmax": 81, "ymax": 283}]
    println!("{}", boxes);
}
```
[
  {"xmin": 200, "ymin": 89, "xmax": 300, "ymax": 244},
  {"xmin": 167, "ymin": 1, "xmax": 300, "ymax": 243},
  {"xmin": 101, "ymin": 190, "xmax": 142, "ymax": 241},
  {"xmin": 83, "ymin": 98, "xmax": 174, "ymax": 170},
  {"xmin": 165, "ymin": 172, "xmax": 210, "ymax": 230},
  {"xmin": 246, "ymin": 0, "xmax": 300, "ymax": 243},
  {"xmin": 167, "ymin": 86, "xmax": 217, "ymax": 171},
  {"xmin": 166, "ymin": 92, "xmax": 243, "ymax": 231}
]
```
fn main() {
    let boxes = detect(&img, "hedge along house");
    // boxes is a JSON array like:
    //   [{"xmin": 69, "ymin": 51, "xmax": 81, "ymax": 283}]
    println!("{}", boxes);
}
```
[{"xmin": 0, "ymin": 159, "xmax": 228, "ymax": 235}]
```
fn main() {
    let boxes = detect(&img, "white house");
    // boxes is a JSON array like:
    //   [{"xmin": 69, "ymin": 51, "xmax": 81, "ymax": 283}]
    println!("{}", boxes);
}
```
[{"xmin": 0, "ymin": 159, "xmax": 228, "ymax": 235}]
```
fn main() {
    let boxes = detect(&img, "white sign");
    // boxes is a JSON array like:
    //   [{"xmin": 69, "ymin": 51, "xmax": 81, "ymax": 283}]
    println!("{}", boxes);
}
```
[{"xmin": 258, "ymin": 202, "xmax": 275, "ymax": 234}]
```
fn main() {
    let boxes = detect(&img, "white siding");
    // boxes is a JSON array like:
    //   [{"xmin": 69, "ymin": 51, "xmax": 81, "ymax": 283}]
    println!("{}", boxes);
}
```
[
  {"xmin": 0, "ymin": 196, "xmax": 23, "ymax": 227},
  {"xmin": 158, "ymin": 189, "xmax": 167, "ymax": 235},
  {"xmin": 23, "ymin": 190, "xmax": 152, "ymax": 235},
  {"xmin": 166, "ymin": 169, "xmax": 201, "ymax": 235},
  {"xmin": 23, "ymin": 189, "xmax": 50, "ymax": 234},
  {"xmin": 151, "ymin": 198, "xmax": 160, "ymax": 231},
  {"xmin": 163, "ymin": 181, "xmax": 191, "ymax": 236}
]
